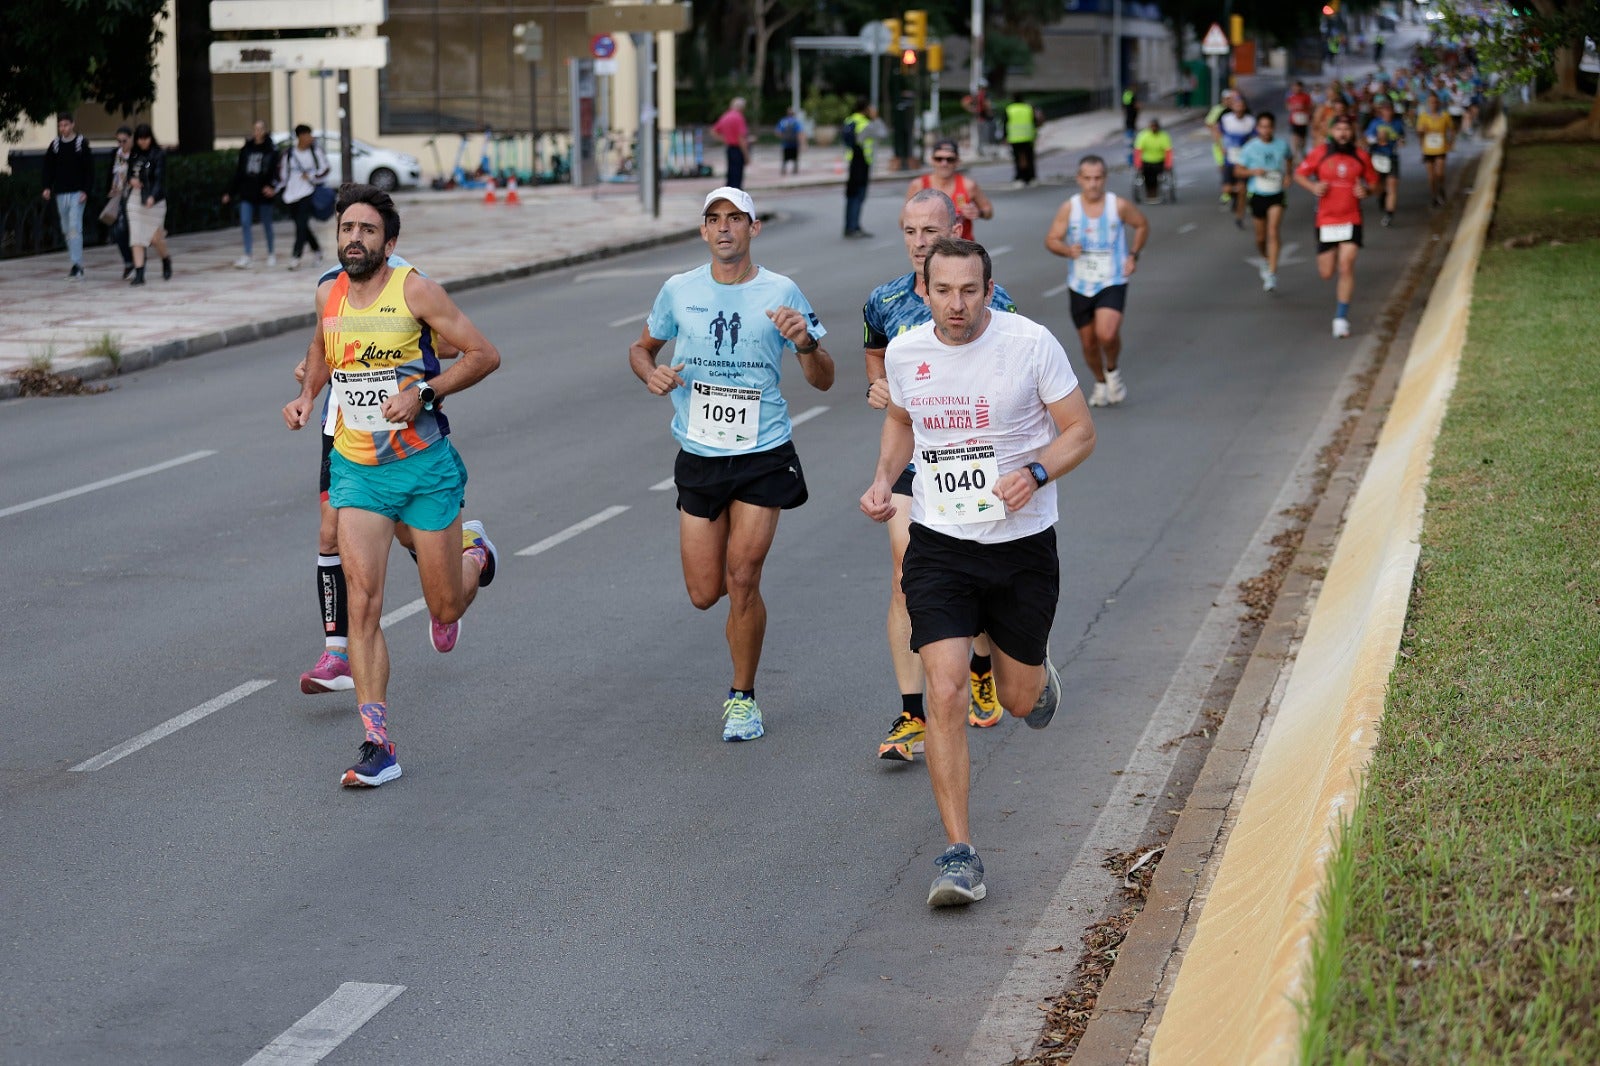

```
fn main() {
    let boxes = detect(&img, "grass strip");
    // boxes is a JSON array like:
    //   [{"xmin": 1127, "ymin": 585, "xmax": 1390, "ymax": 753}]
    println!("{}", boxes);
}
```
[{"xmin": 1302, "ymin": 142, "xmax": 1600, "ymax": 1064}]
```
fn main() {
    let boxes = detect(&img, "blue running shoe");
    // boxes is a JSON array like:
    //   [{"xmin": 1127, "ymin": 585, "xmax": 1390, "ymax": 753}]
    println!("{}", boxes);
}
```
[
  {"xmin": 462, "ymin": 519, "xmax": 498, "ymax": 588},
  {"xmin": 1025, "ymin": 657, "xmax": 1062, "ymax": 730},
  {"xmin": 721, "ymin": 695, "xmax": 764, "ymax": 742},
  {"xmin": 927, "ymin": 843, "xmax": 986, "ymax": 906},
  {"xmin": 341, "ymin": 741, "xmax": 401, "ymax": 788}
]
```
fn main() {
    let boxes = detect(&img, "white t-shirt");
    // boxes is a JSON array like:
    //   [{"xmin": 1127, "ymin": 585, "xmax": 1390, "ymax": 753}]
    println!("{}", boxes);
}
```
[{"xmin": 885, "ymin": 310, "xmax": 1079, "ymax": 544}]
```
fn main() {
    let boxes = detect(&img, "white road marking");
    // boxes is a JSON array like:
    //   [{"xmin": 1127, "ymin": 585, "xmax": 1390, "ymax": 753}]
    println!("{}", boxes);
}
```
[
  {"xmin": 242, "ymin": 982, "xmax": 405, "ymax": 1066},
  {"xmin": 988, "ymin": 245, "xmax": 1014, "ymax": 257},
  {"xmin": 70, "ymin": 680, "xmax": 274, "ymax": 772},
  {"xmin": 650, "ymin": 476, "xmax": 676, "ymax": 491},
  {"xmin": 573, "ymin": 265, "xmax": 688, "ymax": 284},
  {"xmin": 515, "ymin": 505, "xmax": 631, "ymax": 557},
  {"xmin": 1178, "ymin": 222, "xmax": 1199, "ymax": 234},
  {"xmin": 380, "ymin": 597, "xmax": 429, "ymax": 629},
  {"xmin": 790, "ymin": 405, "xmax": 828, "ymax": 428},
  {"xmin": 1042, "ymin": 281, "xmax": 1070, "ymax": 298},
  {"xmin": 607, "ymin": 311, "xmax": 647, "ymax": 329},
  {"xmin": 0, "ymin": 450, "xmax": 216, "ymax": 520}
]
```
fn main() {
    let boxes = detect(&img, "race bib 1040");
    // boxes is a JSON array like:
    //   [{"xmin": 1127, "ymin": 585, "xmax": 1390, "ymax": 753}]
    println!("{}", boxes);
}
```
[{"xmin": 921, "ymin": 444, "xmax": 1005, "ymax": 525}]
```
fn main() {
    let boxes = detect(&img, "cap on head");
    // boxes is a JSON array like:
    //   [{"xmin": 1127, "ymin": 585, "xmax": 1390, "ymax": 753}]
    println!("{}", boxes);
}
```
[
  {"xmin": 932, "ymin": 138, "xmax": 960, "ymax": 158},
  {"xmin": 703, "ymin": 186, "xmax": 756, "ymax": 217}
]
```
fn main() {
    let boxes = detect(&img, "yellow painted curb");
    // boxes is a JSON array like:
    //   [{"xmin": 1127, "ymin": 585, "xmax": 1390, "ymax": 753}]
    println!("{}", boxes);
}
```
[{"xmin": 1149, "ymin": 114, "xmax": 1508, "ymax": 1065}]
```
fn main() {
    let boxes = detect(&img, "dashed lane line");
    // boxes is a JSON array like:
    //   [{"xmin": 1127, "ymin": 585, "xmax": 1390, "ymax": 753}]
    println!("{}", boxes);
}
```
[
  {"xmin": 70, "ymin": 680, "xmax": 275, "ymax": 772},
  {"xmin": 608, "ymin": 311, "xmax": 648, "ymax": 329},
  {"xmin": 0, "ymin": 450, "xmax": 216, "ymax": 520},
  {"xmin": 515, "ymin": 505, "xmax": 631, "ymax": 557},
  {"xmin": 242, "ymin": 982, "xmax": 405, "ymax": 1066}
]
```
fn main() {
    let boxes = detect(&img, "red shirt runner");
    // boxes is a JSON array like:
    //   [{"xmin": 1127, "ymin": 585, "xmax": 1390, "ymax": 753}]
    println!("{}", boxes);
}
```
[
  {"xmin": 1297, "ymin": 143, "xmax": 1379, "ymax": 227},
  {"xmin": 1286, "ymin": 91, "xmax": 1314, "ymax": 127},
  {"xmin": 917, "ymin": 172, "xmax": 974, "ymax": 240}
]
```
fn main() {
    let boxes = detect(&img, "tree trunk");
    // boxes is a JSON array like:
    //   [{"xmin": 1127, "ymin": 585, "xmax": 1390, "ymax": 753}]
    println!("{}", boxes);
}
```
[
  {"xmin": 175, "ymin": 0, "xmax": 214, "ymax": 152},
  {"xmin": 750, "ymin": 0, "xmax": 800, "ymax": 124}
]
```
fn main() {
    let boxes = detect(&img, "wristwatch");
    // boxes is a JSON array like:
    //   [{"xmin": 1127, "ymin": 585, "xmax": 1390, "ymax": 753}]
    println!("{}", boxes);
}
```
[
  {"xmin": 795, "ymin": 335, "xmax": 819, "ymax": 355},
  {"xmin": 415, "ymin": 381, "xmax": 437, "ymax": 411},
  {"xmin": 1027, "ymin": 462, "xmax": 1049, "ymax": 487}
]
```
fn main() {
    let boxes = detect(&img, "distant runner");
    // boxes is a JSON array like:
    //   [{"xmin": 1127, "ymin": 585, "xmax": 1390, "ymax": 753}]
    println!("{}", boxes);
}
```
[
  {"xmin": 1236, "ymin": 112, "xmax": 1292, "ymax": 293},
  {"xmin": 1296, "ymin": 114, "xmax": 1379, "ymax": 339}
]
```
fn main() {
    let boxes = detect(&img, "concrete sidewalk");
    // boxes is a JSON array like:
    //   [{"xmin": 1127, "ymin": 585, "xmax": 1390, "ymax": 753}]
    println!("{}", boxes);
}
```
[{"xmin": 0, "ymin": 104, "xmax": 1188, "ymax": 400}]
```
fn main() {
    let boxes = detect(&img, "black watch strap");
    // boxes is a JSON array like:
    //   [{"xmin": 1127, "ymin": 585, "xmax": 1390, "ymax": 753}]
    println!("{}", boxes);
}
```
[{"xmin": 1028, "ymin": 462, "xmax": 1049, "ymax": 487}]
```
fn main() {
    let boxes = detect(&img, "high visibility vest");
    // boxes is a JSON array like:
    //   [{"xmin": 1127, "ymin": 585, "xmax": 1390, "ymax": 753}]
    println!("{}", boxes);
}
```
[
  {"xmin": 1005, "ymin": 102, "xmax": 1035, "ymax": 144},
  {"xmin": 844, "ymin": 112, "xmax": 874, "ymax": 166},
  {"xmin": 1122, "ymin": 88, "xmax": 1136, "ymax": 107}
]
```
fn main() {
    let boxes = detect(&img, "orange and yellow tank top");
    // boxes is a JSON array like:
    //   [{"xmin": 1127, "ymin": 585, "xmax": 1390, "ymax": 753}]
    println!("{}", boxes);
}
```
[{"xmin": 322, "ymin": 266, "xmax": 447, "ymax": 465}]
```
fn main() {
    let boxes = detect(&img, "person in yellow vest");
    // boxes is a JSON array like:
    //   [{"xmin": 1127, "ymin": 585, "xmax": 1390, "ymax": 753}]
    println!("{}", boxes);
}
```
[
  {"xmin": 1133, "ymin": 117, "xmax": 1173, "ymax": 203},
  {"xmin": 1004, "ymin": 94, "xmax": 1042, "ymax": 188},
  {"xmin": 843, "ymin": 98, "xmax": 883, "ymax": 238}
]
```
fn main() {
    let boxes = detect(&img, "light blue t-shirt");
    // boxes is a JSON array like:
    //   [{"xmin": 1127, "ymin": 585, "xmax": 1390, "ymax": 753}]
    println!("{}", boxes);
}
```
[
  {"xmin": 647, "ymin": 264, "xmax": 827, "ymax": 457},
  {"xmin": 1238, "ymin": 137, "xmax": 1292, "ymax": 197}
]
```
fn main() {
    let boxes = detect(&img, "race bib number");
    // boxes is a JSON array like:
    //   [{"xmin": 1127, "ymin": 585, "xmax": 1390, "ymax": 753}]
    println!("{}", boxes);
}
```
[
  {"xmin": 1319, "ymin": 223, "xmax": 1354, "ymax": 244},
  {"xmin": 1075, "ymin": 249, "xmax": 1115, "ymax": 288},
  {"xmin": 1447, "ymin": 105, "xmax": 1464, "ymax": 117},
  {"xmin": 1226, "ymin": 146, "xmax": 1243, "ymax": 164},
  {"xmin": 1291, "ymin": 111, "xmax": 1309, "ymax": 126},
  {"xmin": 687, "ymin": 380, "xmax": 760, "ymax": 451},
  {"xmin": 1255, "ymin": 170, "xmax": 1284, "ymax": 195},
  {"xmin": 1372, "ymin": 154, "xmax": 1393, "ymax": 174},
  {"xmin": 332, "ymin": 367, "xmax": 405, "ymax": 432},
  {"xmin": 921, "ymin": 444, "xmax": 1005, "ymax": 525},
  {"xmin": 1424, "ymin": 132, "xmax": 1446, "ymax": 153}
]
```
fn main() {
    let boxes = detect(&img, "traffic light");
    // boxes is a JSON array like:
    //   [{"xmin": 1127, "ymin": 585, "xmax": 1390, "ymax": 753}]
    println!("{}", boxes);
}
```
[
  {"xmin": 882, "ymin": 17, "xmax": 902, "ymax": 51},
  {"xmin": 1229, "ymin": 14, "xmax": 1244, "ymax": 45},
  {"xmin": 927, "ymin": 42, "xmax": 943, "ymax": 72},
  {"xmin": 902, "ymin": 47, "xmax": 918, "ymax": 68},
  {"xmin": 903, "ymin": 9, "xmax": 927, "ymax": 50}
]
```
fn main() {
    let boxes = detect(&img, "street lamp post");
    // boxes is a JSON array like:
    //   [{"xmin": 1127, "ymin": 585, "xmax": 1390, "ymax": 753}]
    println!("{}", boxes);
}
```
[{"xmin": 970, "ymin": 0, "xmax": 984, "ymax": 158}]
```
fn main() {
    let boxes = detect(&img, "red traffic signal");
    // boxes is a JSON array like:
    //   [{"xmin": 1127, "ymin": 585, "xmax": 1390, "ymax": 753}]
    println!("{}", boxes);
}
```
[{"xmin": 902, "ymin": 47, "xmax": 918, "ymax": 66}]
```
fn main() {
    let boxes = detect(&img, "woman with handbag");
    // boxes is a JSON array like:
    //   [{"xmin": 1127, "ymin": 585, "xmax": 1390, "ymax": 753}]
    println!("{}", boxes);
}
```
[
  {"xmin": 126, "ymin": 123, "xmax": 172, "ymax": 286},
  {"xmin": 279, "ymin": 124, "xmax": 331, "ymax": 270},
  {"xmin": 101, "ymin": 125, "xmax": 135, "ymax": 280}
]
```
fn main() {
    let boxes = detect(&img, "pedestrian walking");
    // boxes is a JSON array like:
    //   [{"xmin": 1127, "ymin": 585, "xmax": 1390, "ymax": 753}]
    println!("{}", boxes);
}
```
[
  {"xmin": 125, "ymin": 124, "xmax": 172, "ymax": 286},
  {"xmin": 281, "ymin": 184, "xmax": 502, "ymax": 788},
  {"xmin": 105, "ymin": 126, "xmax": 135, "ymax": 280},
  {"xmin": 222, "ymin": 120, "xmax": 281, "ymax": 268},
  {"xmin": 1133, "ymin": 118, "xmax": 1173, "ymax": 203},
  {"xmin": 1003, "ymin": 94, "xmax": 1042, "ymax": 187},
  {"xmin": 775, "ymin": 107, "xmax": 804, "ymax": 175},
  {"xmin": 279, "ymin": 124, "xmax": 331, "ymax": 270},
  {"xmin": 40, "ymin": 113, "xmax": 94, "ymax": 280},
  {"xmin": 843, "ymin": 99, "xmax": 882, "ymax": 238},
  {"xmin": 628, "ymin": 186, "xmax": 835, "ymax": 743},
  {"xmin": 860, "ymin": 236, "xmax": 1094, "ymax": 907},
  {"xmin": 710, "ymin": 97, "xmax": 751, "ymax": 189}
]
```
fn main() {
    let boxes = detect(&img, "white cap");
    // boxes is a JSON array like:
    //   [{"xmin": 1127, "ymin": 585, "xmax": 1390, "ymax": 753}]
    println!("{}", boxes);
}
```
[{"xmin": 703, "ymin": 186, "xmax": 756, "ymax": 217}]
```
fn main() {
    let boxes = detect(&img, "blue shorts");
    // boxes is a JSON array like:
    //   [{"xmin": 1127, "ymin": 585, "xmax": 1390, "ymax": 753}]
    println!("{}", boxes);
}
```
[{"xmin": 328, "ymin": 438, "xmax": 468, "ymax": 531}]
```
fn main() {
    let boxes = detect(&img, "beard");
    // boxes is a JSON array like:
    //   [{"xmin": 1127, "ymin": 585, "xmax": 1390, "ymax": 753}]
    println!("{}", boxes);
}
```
[{"xmin": 340, "ymin": 244, "xmax": 381, "ymax": 280}]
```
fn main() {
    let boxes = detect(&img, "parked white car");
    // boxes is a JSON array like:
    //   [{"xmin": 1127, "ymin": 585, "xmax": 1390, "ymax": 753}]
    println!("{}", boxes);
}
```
[{"xmin": 270, "ymin": 130, "xmax": 422, "ymax": 191}]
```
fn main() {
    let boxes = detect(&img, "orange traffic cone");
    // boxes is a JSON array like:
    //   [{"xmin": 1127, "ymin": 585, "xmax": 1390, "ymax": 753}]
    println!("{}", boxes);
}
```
[
  {"xmin": 483, "ymin": 177, "xmax": 498, "ymax": 205},
  {"xmin": 505, "ymin": 176, "xmax": 521, "ymax": 205}
]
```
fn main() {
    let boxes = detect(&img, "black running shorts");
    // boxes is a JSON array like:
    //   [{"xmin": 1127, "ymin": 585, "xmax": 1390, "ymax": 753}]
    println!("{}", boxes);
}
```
[
  {"xmin": 319, "ymin": 431, "xmax": 334, "ymax": 497},
  {"xmin": 892, "ymin": 464, "xmax": 915, "ymax": 498},
  {"xmin": 1068, "ymin": 284, "xmax": 1128, "ymax": 330},
  {"xmin": 675, "ymin": 440, "xmax": 808, "ymax": 521},
  {"xmin": 901, "ymin": 523, "xmax": 1059, "ymax": 666},
  {"xmin": 1250, "ymin": 192, "xmax": 1286, "ymax": 219}
]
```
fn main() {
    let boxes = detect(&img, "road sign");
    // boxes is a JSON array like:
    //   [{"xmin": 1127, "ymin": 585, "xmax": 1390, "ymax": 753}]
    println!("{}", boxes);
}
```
[
  {"xmin": 1202, "ymin": 22, "xmax": 1231, "ymax": 56},
  {"xmin": 208, "ymin": 36, "xmax": 389, "ymax": 73},
  {"xmin": 858, "ymin": 21, "xmax": 892, "ymax": 56},
  {"xmin": 591, "ymin": 33, "xmax": 616, "ymax": 59},
  {"xmin": 586, "ymin": 3, "xmax": 690, "ymax": 34},
  {"xmin": 514, "ymin": 21, "xmax": 543, "ymax": 61},
  {"xmin": 594, "ymin": 58, "xmax": 619, "ymax": 75},
  {"xmin": 209, "ymin": 0, "xmax": 386, "ymax": 31}
]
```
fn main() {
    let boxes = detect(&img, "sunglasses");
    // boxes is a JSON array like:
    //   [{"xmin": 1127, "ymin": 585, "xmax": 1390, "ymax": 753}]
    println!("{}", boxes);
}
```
[{"xmin": 932, "ymin": 155, "xmax": 958, "ymax": 163}]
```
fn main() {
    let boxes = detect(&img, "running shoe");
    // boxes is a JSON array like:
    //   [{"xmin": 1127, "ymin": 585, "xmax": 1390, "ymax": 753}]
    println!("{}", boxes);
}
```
[
  {"xmin": 1105, "ymin": 369, "xmax": 1128, "ymax": 405},
  {"xmin": 300, "ymin": 650, "xmax": 354, "ymax": 694},
  {"xmin": 722, "ymin": 694, "xmax": 765, "ymax": 741},
  {"xmin": 341, "ymin": 741, "xmax": 401, "ymax": 787},
  {"xmin": 68, "ymin": 264, "xmax": 84, "ymax": 280},
  {"xmin": 1263, "ymin": 271, "xmax": 1277, "ymax": 293},
  {"xmin": 968, "ymin": 673, "xmax": 1004, "ymax": 728},
  {"xmin": 878, "ymin": 712, "xmax": 926, "ymax": 761},
  {"xmin": 1087, "ymin": 382, "xmax": 1110, "ymax": 408},
  {"xmin": 927, "ymin": 843, "xmax": 987, "ymax": 906},
  {"xmin": 462, "ymin": 519, "xmax": 498, "ymax": 588},
  {"xmin": 1332, "ymin": 317, "xmax": 1352, "ymax": 339},
  {"xmin": 430, "ymin": 615, "xmax": 460, "ymax": 653},
  {"xmin": 1024, "ymin": 657, "xmax": 1063, "ymax": 730},
  {"xmin": 1381, "ymin": 212, "xmax": 1394, "ymax": 228},
  {"xmin": 233, "ymin": 256, "xmax": 253, "ymax": 269}
]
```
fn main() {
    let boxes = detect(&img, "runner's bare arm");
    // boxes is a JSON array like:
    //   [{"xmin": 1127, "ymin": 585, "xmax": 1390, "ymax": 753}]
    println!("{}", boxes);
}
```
[
  {"xmin": 993, "ymin": 389, "xmax": 1096, "ymax": 510},
  {"xmin": 629, "ymin": 327, "xmax": 685, "ymax": 395},
  {"xmin": 284, "ymin": 280, "xmax": 335, "ymax": 430},
  {"xmin": 861, "ymin": 404, "xmax": 915, "ymax": 523},
  {"xmin": 766, "ymin": 306, "xmax": 833, "ymax": 391},
  {"xmin": 1121, "ymin": 199, "xmax": 1150, "ymax": 275},
  {"xmin": 967, "ymin": 180, "xmax": 994, "ymax": 220},
  {"xmin": 864, "ymin": 346, "xmax": 890, "ymax": 410},
  {"xmin": 1043, "ymin": 201, "xmax": 1079, "ymax": 259}
]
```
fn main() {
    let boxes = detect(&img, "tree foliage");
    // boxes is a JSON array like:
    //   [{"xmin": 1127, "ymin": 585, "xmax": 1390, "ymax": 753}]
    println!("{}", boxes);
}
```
[
  {"xmin": 1441, "ymin": 0, "xmax": 1600, "ymax": 90},
  {"xmin": 0, "ymin": 0, "xmax": 168, "ymax": 139}
]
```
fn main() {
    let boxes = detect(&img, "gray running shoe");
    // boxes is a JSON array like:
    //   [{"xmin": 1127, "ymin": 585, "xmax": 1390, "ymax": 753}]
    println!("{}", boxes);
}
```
[
  {"xmin": 1024, "ymin": 657, "xmax": 1062, "ymax": 729},
  {"xmin": 927, "ymin": 843, "xmax": 986, "ymax": 906}
]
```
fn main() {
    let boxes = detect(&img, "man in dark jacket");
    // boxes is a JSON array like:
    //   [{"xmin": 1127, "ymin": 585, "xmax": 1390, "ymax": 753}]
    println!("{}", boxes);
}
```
[
  {"xmin": 41, "ymin": 113, "xmax": 95, "ymax": 280},
  {"xmin": 222, "ymin": 120, "xmax": 281, "ymax": 268}
]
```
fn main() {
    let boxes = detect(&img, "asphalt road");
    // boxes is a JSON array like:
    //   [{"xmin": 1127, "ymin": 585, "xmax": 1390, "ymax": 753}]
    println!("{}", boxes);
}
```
[{"xmin": 0, "ymin": 134, "xmax": 1466, "ymax": 1064}]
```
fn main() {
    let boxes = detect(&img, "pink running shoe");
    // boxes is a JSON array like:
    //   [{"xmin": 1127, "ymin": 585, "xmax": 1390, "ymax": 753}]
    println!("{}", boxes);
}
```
[
  {"xmin": 300, "ymin": 651, "xmax": 354, "ymax": 694},
  {"xmin": 430, "ymin": 616, "xmax": 459, "ymax": 653}
]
